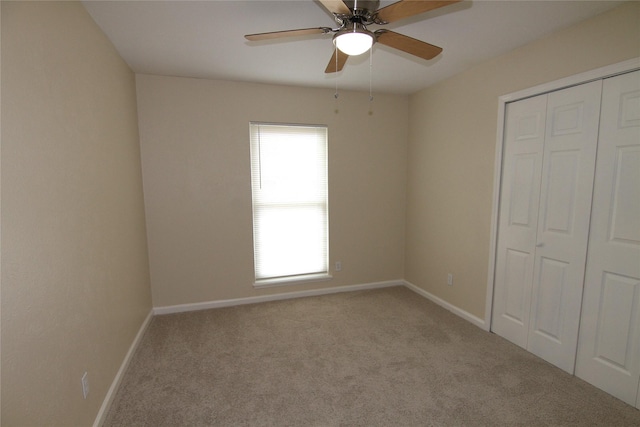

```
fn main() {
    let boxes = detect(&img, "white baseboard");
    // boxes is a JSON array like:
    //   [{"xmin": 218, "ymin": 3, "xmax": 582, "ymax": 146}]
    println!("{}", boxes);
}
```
[
  {"xmin": 153, "ymin": 280, "xmax": 486, "ymax": 332},
  {"xmin": 403, "ymin": 280, "xmax": 486, "ymax": 330},
  {"xmin": 153, "ymin": 280, "xmax": 403, "ymax": 315},
  {"xmin": 93, "ymin": 309, "xmax": 153, "ymax": 427}
]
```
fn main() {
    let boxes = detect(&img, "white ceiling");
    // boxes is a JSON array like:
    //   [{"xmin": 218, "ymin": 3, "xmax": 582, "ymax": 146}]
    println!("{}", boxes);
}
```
[{"xmin": 83, "ymin": 0, "xmax": 625, "ymax": 95}]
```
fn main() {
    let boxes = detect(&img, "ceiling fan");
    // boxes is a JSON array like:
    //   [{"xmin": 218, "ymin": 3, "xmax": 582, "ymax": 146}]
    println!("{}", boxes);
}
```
[{"xmin": 245, "ymin": 0, "xmax": 461, "ymax": 73}]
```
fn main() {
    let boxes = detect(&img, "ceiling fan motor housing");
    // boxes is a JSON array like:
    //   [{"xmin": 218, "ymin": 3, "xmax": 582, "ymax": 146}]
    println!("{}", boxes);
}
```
[{"xmin": 339, "ymin": 0, "xmax": 380, "ymax": 25}]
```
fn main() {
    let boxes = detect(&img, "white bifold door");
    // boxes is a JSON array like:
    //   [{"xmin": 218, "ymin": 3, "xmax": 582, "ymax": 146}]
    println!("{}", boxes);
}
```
[
  {"xmin": 492, "ymin": 70, "xmax": 640, "ymax": 406},
  {"xmin": 575, "ymin": 70, "xmax": 640, "ymax": 408},
  {"xmin": 492, "ymin": 80, "xmax": 602, "ymax": 374}
]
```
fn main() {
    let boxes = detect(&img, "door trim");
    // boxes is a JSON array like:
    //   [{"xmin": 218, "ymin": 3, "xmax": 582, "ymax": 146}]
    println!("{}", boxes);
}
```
[{"xmin": 484, "ymin": 57, "xmax": 640, "ymax": 330}]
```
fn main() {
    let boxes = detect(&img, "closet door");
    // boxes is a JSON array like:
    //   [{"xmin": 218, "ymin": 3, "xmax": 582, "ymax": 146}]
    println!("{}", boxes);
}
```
[
  {"xmin": 526, "ymin": 80, "xmax": 602, "ymax": 374},
  {"xmin": 575, "ymin": 70, "xmax": 640, "ymax": 407},
  {"xmin": 493, "ymin": 80, "xmax": 602, "ymax": 373},
  {"xmin": 491, "ymin": 94, "xmax": 546, "ymax": 348}
]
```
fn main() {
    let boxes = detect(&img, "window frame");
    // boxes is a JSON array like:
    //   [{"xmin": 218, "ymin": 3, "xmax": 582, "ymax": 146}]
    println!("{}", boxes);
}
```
[{"xmin": 249, "ymin": 122, "xmax": 331, "ymax": 288}]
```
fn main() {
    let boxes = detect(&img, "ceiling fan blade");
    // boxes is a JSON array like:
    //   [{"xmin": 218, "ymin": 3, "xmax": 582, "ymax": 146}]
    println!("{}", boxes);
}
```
[
  {"xmin": 317, "ymin": 0, "xmax": 351, "ymax": 15},
  {"xmin": 325, "ymin": 49, "xmax": 349, "ymax": 73},
  {"xmin": 376, "ymin": 0, "xmax": 461, "ymax": 23},
  {"xmin": 375, "ymin": 30, "xmax": 442, "ymax": 60},
  {"xmin": 245, "ymin": 27, "xmax": 332, "ymax": 41}
]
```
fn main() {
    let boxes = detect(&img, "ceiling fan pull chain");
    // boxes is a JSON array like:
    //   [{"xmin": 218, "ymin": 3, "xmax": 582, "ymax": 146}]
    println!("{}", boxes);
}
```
[
  {"xmin": 334, "ymin": 45, "xmax": 340, "ymax": 114},
  {"xmin": 368, "ymin": 46, "xmax": 374, "ymax": 115}
]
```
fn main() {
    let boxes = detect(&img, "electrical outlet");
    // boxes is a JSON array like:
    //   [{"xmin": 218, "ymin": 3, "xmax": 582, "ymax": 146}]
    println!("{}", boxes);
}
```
[
  {"xmin": 447, "ymin": 273, "xmax": 453, "ymax": 286},
  {"xmin": 335, "ymin": 261, "xmax": 342, "ymax": 272},
  {"xmin": 81, "ymin": 372, "xmax": 89, "ymax": 399}
]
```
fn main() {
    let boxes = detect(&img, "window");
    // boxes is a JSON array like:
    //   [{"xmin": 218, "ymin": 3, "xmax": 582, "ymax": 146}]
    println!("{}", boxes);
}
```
[{"xmin": 249, "ymin": 122, "xmax": 329, "ymax": 286}]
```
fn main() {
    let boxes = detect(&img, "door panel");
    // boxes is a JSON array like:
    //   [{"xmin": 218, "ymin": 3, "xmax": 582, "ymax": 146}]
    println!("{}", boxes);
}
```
[
  {"xmin": 576, "ymin": 70, "xmax": 640, "ymax": 406},
  {"xmin": 609, "ymin": 146, "xmax": 640, "ymax": 243},
  {"xmin": 593, "ymin": 273, "xmax": 638, "ymax": 370},
  {"xmin": 532, "ymin": 257, "xmax": 568, "ymax": 342},
  {"xmin": 542, "ymin": 150, "xmax": 579, "ymax": 234},
  {"xmin": 527, "ymin": 80, "xmax": 602, "ymax": 373},
  {"xmin": 492, "ymin": 94, "xmax": 546, "ymax": 348},
  {"xmin": 510, "ymin": 155, "xmax": 538, "ymax": 226},
  {"xmin": 503, "ymin": 248, "xmax": 530, "ymax": 324}
]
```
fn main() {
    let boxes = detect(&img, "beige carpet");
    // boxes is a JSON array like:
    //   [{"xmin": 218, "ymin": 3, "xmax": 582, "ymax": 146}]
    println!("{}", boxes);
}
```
[{"xmin": 104, "ymin": 286, "xmax": 640, "ymax": 426}]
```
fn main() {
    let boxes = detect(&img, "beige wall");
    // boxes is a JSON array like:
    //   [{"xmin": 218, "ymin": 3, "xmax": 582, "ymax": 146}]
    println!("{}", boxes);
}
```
[
  {"xmin": 405, "ymin": 2, "xmax": 640, "ymax": 319},
  {"xmin": 2, "ymin": 1, "xmax": 637, "ymax": 424},
  {"xmin": 136, "ymin": 75, "xmax": 408, "ymax": 307},
  {"xmin": 1, "ymin": 2, "xmax": 152, "ymax": 425}
]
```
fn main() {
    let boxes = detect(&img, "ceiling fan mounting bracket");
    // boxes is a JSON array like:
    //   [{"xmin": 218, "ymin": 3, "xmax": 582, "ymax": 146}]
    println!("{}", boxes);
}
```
[{"xmin": 371, "ymin": 15, "xmax": 389, "ymax": 26}]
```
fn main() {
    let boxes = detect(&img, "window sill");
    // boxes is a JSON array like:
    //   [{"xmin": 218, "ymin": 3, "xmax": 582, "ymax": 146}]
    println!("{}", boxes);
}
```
[{"xmin": 253, "ymin": 273, "xmax": 333, "ymax": 289}]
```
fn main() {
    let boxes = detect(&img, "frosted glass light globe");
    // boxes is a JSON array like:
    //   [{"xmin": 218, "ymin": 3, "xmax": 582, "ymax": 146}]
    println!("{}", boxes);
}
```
[{"xmin": 334, "ymin": 32, "xmax": 373, "ymax": 56}]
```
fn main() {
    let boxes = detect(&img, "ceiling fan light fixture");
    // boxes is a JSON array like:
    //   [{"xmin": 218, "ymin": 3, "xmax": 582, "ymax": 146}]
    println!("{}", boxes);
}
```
[{"xmin": 334, "ymin": 23, "xmax": 374, "ymax": 56}]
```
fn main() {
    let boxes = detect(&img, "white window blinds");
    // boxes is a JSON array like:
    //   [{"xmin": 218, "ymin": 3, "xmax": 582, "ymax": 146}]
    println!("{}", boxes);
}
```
[{"xmin": 249, "ymin": 123, "xmax": 329, "ymax": 283}]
